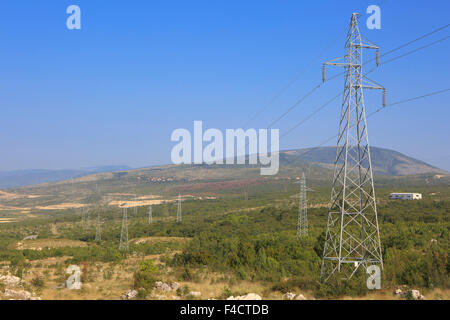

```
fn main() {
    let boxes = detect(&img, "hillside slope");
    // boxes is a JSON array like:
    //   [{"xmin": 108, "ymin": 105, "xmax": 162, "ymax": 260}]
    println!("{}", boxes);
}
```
[{"xmin": 282, "ymin": 146, "xmax": 447, "ymax": 176}]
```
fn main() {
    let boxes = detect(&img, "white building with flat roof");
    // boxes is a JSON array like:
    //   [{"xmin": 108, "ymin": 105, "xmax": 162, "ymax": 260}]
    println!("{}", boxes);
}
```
[{"xmin": 389, "ymin": 193, "xmax": 422, "ymax": 200}]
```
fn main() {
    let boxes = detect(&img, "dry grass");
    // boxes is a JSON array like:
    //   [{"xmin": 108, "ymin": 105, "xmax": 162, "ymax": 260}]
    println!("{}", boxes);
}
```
[
  {"xmin": 0, "ymin": 218, "xmax": 17, "ymax": 224},
  {"xmin": 110, "ymin": 199, "xmax": 169, "ymax": 208},
  {"xmin": 130, "ymin": 236, "xmax": 190, "ymax": 245},
  {"xmin": 339, "ymin": 288, "xmax": 450, "ymax": 300},
  {"xmin": 35, "ymin": 203, "xmax": 87, "ymax": 210},
  {"xmin": 14, "ymin": 239, "xmax": 89, "ymax": 250},
  {"xmin": 5, "ymin": 252, "xmax": 449, "ymax": 300}
]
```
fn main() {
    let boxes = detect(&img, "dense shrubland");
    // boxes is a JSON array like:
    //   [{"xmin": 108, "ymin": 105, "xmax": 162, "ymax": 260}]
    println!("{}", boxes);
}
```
[{"xmin": 0, "ymin": 185, "xmax": 448, "ymax": 297}]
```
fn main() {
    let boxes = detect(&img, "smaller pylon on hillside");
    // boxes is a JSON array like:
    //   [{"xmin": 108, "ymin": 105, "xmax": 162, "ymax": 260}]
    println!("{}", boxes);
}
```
[
  {"xmin": 148, "ymin": 205, "xmax": 153, "ymax": 225},
  {"xmin": 133, "ymin": 194, "xmax": 138, "ymax": 216},
  {"xmin": 81, "ymin": 207, "xmax": 86, "ymax": 227},
  {"xmin": 119, "ymin": 207, "xmax": 129, "ymax": 251},
  {"xmin": 176, "ymin": 194, "xmax": 182, "ymax": 223},
  {"xmin": 297, "ymin": 172, "xmax": 308, "ymax": 239},
  {"xmin": 85, "ymin": 208, "xmax": 91, "ymax": 231},
  {"xmin": 95, "ymin": 211, "xmax": 102, "ymax": 241}
]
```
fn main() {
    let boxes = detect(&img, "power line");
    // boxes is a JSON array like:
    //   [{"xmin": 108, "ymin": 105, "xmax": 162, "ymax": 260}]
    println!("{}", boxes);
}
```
[
  {"xmin": 279, "ymin": 31, "xmax": 450, "ymax": 141},
  {"xmin": 241, "ymin": 15, "xmax": 366, "ymax": 128},
  {"xmin": 280, "ymin": 92, "xmax": 342, "ymax": 139},
  {"xmin": 262, "ymin": 27, "xmax": 450, "ymax": 133},
  {"xmin": 381, "ymin": 24, "xmax": 449, "ymax": 57},
  {"xmin": 367, "ymin": 88, "xmax": 450, "ymax": 118},
  {"xmin": 252, "ymin": 23, "xmax": 450, "ymax": 132},
  {"xmin": 380, "ymin": 35, "xmax": 450, "ymax": 66},
  {"xmin": 289, "ymin": 87, "xmax": 450, "ymax": 162},
  {"xmin": 332, "ymin": 26, "xmax": 450, "ymax": 82},
  {"xmin": 266, "ymin": 84, "xmax": 321, "ymax": 129},
  {"xmin": 242, "ymin": 41, "xmax": 337, "ymax": 128}
]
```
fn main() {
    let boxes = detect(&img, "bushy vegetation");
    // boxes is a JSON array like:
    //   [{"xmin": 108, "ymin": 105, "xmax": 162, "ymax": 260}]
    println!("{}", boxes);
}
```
[
  {"xmin": 133, "ymin": 259, "xmax": 158, "ymax": 297},
  {"xmin": 0, "ymin": 182, "xmax": 448, "ymax": 298}
]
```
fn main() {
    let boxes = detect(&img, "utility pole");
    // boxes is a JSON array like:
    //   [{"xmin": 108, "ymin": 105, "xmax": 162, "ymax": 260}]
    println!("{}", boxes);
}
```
[
  {"xmin": 297, "ymin": 172, "xmax": 308, "ymax": 239},
  {"xmin": 320, "ymin": 13, "xmax": 384, "ymax": 281},
  {"xmin": 119, "ymin": 207, "xmax": 129, "ymax": 251}
]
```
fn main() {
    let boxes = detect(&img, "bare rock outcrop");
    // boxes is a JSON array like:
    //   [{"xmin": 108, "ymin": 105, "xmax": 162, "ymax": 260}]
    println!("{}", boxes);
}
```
[
  {"xmin": 0, "ymin": 275, "xmax": 22, "ymax": 287},
  {"xmin": 227, "ymin": 293, "xmax": 262, "ymax": 300},
  {"xmin": 121, "ymin": 289, "xmax": 138, "ymax": 300},
  {"xmin": 4, "ymin": 289, "xmax": 40, "ymax": 300},
  {"xmin": 188, "ymin": 291, "xmax": 201, "ymax": 298},
  {"xmin": 394, "ymin": 288, "xmax": 425, "ymax": 300},
  {"xmin": 282, "ymin": 292, "xmax": 307, "ymax": 300},
  {"xmin": 282, "ymin": 292, "xmax": 296, "ymax": 300},
  {"xmin": 154, "ymin": 281, "xmax": 180, "ymax": 292},
  {"xmin": 410, "ymin": 289, "xmax": 425, "ymax": 300}
]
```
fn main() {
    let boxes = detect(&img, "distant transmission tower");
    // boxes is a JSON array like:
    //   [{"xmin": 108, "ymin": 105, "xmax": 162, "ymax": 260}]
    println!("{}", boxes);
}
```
[
  {"xmin": 85, "ymin": 208, "xmax": 91, "ymax": 231},
  {"xmin": 119, "ymin": 207, "xmax": 129, "ymax": 251},
  {"xmin": 95, "ymin": 190, "xmax": 105, "ymax": 241},
  {"xmin": 176, "ymin": 194, "xmax": 182, "ymax": 223},
  {"xmin": 95, "ymin": 211, "xmax": 102, "ymax": 241},
  {"xmin": 81, "ymin": 207, "xmax": 85, "ymax": 227},
  {"xmin": 148, "ymin": 205, "xmax": 153, "ymax": 224},
  {"xmin": 321, "ymin": 13, "xmax": 384, "ymax": 281},
  {"xmin": 297, "ymin": 173, "xmax": 308, "ymax": 239}
]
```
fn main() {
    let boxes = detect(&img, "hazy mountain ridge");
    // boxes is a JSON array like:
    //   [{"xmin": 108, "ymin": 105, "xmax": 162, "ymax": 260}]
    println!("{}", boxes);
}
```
[
  {"xmin": 282, "ymin": 146, "xmax": 447, "ymax": 176},
  {"xmin": 0, "ymin": 147, "xmax": 446, "ymax": 190},
  {"xmin": 0, "ymin": 166, "xmax": 131, "ymax": 189}
]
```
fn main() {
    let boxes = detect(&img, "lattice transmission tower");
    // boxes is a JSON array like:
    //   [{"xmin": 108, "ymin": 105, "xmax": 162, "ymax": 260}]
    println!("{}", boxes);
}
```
[
  {"xmin": 119, "ymin": 207, "xmax": 129, "ymax": 251},
  {"xmin": 320, "ymin": 13, "xmax": 385, "ymax": 281},
  {"xmin": 148, "ymin": 205, "xmax": 152, "ymax": 225},
  {"xmin": 133, "ymin": 194, "xmax": 138, "ymax": 216},
  {"xmin": 85, "ymin": 208, "xmax": 91, "ymax": 231},
  {"xmin": 95, "ymin": 194, "xmax": 107, "ymax": 242},
  {"xmin": 176, "ymin": 194, "xmax": 182, "ymax": 223},
  {"xmin": 297, "ymin": 172, "xmax": 308, "ymax": 239},
  {"xmin": 95, "ymin": 211, "xmax": 102, "ymax": 241},
  {"xmin": 81, "ymin": 207, "xmax": 85, "ymax": 227}
]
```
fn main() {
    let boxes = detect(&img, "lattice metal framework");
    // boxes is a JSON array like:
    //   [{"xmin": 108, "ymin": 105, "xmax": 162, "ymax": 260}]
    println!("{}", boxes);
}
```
[
  {"xmin": 85, "ymin": 208, "xmax": 91, "ymax": 231},
  {"xmin": 95, "ymin": 211, "xmax": 102, "ymax": 241},
  {"xmin": 81, "ymin": 208, "xmax": 86, "ymax": 227},
  {"xmin": 148, "ymin": 205, "xmax": 153, "ymax": 224},
  {"xmin": 176, "ymin": 194, "xmax": 182, "ymax": 223},
  {"xmin": 297, "ymin": 172, "xmax": 308, "ymax": 239},
  {"xmin": 119, "ymin": 207, "xmax": 129, "ymax": 251},
  {"xmin": 320, "ymin": 13, "xmax": 384, "ymax": 281}
]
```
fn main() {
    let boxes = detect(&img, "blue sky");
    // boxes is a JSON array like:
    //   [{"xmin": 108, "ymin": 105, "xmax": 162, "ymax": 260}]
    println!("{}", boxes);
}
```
[{"xmin": 0, "ymin": 0, "xmax": 449, "ymax": 171}]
